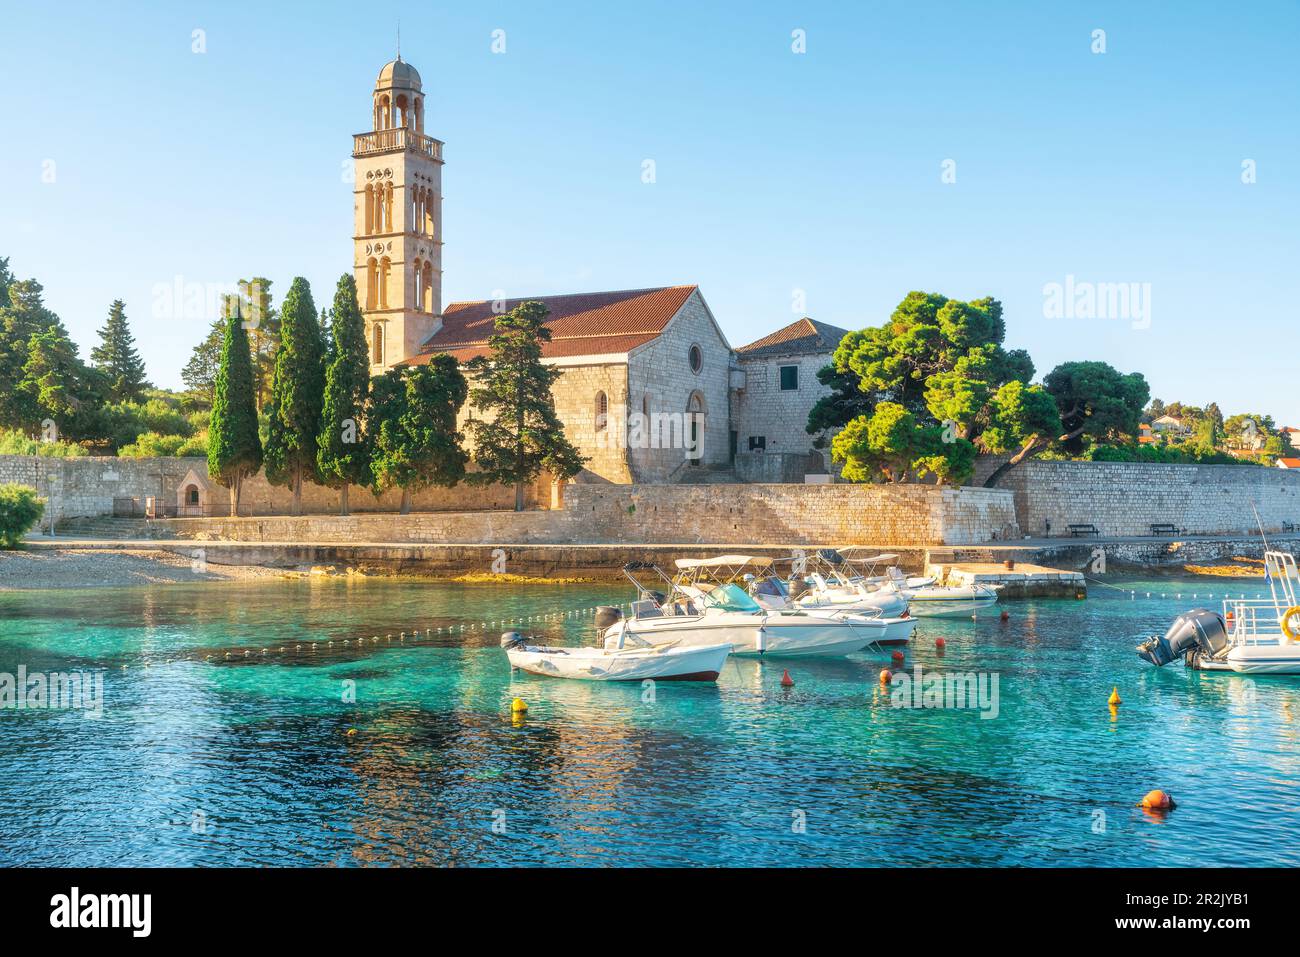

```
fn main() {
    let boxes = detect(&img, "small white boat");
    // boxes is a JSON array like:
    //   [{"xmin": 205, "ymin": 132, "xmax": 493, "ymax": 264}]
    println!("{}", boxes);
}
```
[
  {"xmin": 1138, "ymin": 551, "xmax": 1300, "ymax": 675},
  {"xmin": 899, "ymin": 582, "xmax": 1000, "ymax": 618},
  {"xmin": 750, "ymin": 574, "xmax": 915, "ymax": 645},
  {"xmin": 502, "ymin": 632, "xmax": 730, "ymax": 682}
]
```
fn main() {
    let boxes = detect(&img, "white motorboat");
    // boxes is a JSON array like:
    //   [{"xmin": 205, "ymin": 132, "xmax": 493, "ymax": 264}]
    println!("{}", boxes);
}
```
[
  {"xmin": 832, "ymin": 549, "xmax": 998, "ymax": 618},
  {"xmin": 601, "ymin": 561, "xmax": 889, "ymax": 658},
  {"xmin": 749, "ymin": 573, "xmax": 915, "ymax": 645},
  {"xmin": 1138, "ymin": 551, "xmax": 1300, "ymax": 675},
  {"xmin": 502, "ymin": 632, "xmax": 730, "ymax": 682}
]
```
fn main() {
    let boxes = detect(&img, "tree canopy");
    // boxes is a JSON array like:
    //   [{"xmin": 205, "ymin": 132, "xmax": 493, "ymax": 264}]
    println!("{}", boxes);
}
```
[
  {"xmin": 263, "ymin": 277, "xmax": 325, "ymax": 514},
  {"xmin": 89, "ymin": 299, "xmax": 148, "ymax": 403},
  {"xmin": 207, "ymin": 299, "xmax": 263, "ymax": 514},
  {"xmin": 316, "ymin": 275, "xmax": 371, "ymax": 514}
]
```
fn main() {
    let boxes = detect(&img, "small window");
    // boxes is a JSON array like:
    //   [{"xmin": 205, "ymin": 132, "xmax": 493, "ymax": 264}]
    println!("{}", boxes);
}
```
[
  {"xmin": 186, "ymin": 486, "xmax": 199, "ymax": 505},
  {"xmin": 779, "ymin": 365, "xmax": 799, "ymax": 391},
  {"xmin": 748, "ymin": 436, "xmax": 766, "ymax": 451},
  {"xmin": 595, "ymin": 391, "xmax": 608, "ymax": 432},
  {"xmin": 688, "ymin": 344, "xmax": 703, "ymax": 374}
]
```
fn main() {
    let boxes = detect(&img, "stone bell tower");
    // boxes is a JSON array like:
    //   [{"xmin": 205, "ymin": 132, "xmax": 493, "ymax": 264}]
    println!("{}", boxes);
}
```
[{"xmin": 352, "ymin": 56, "xmax": 444, "ymax": 373}]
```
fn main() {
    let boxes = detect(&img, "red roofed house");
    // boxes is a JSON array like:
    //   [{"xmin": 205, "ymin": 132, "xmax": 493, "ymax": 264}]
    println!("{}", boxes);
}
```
[
  {"xmin": 1277, "ymin": 458, "xmax": 1300, "ymax": 470},
  {"xmin": 352, "ymin": 57, "xmax": 847, "ymax": 486}
]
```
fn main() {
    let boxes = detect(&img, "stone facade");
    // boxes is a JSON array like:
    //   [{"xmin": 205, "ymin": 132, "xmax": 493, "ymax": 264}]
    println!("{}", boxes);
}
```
[
  {"xmin": 978, "ymin": 459, "xmax": 1300, "ymax": 537},
  {"xmin": 0, "ymin": 455, "xmax": 541, "ymax": 523},
  {"xmin": 159, "ymin": 482, "xmax": 1019, "ymax": 547},
  {"xmin": 731, "ymin": 351, "xmax": 835, "ymax": 468}
]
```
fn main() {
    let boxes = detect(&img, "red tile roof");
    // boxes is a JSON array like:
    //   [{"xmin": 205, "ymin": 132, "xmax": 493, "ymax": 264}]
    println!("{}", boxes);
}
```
[
  {"xmin": 400, "ymin": 286, "xmax": 697, "ymax": 365},
  {"xmin": 1278, "ymin": 458, "xmax": 1300, "ymax": 469},
  {"xmin": 736, "ymin": 317, "xmax": 850, "ymax": 358}
]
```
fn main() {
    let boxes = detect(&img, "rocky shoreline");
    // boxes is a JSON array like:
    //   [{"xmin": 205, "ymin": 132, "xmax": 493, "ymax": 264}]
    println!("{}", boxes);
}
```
[{"xmin": 0, "ymin": 547, "xmax": 287, "ymax": 590}]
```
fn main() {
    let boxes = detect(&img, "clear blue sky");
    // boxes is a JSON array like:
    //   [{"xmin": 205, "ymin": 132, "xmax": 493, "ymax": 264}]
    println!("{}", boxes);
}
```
[{"xmin": 2, "ymin": 1, "xmax": 1297, "ymax": 423}]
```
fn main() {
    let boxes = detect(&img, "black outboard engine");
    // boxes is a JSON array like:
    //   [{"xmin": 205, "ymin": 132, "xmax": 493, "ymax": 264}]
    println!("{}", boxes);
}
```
[
  {"xmin": 1136, "ymin": 609, "xmax": 1229, "ymax": 666},
  {"xmin": 594, "ymin": 606, "xmax": 623, "ymax": 630},
  {"xmin": 500, "ymin": 631, "xmax": 528, "ymax": 650}
]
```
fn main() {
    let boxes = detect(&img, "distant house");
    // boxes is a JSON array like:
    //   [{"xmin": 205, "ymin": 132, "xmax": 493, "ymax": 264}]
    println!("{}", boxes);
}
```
[
  {"xmin": 1151, "ymin": 414, "xmax": 1190, "ymax": 435},
  {"xmin": 1138, "ymin": 423, "xmax": 1156, "ymax": 445},
  {"xmin": 1281, "ymin": 427, "xmax": 1300, "ymax": 450},
  {"xmin": 1276, "ymin": 458, "xmax": 1300, "ymax": 470}
]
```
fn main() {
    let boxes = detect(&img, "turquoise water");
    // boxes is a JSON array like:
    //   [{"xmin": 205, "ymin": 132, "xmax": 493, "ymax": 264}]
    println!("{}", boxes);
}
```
[{"xmin": 1, "ymin": 574, "xmax": 1298, "ymax": 867}]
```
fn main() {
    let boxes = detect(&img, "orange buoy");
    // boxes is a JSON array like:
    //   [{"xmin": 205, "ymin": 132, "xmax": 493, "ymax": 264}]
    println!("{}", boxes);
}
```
[
  {"xmin": 1138, "ymin": 789, "xmax": 1176, "ymax": 810},
  {"xmin": 1000, "ymin": 610, "xmax": 1010, "ymax": 622},
  {"xmin": 935, "ymin": 637, "xmax": 946, "ymax": 649},
  {"xmin": 891, "ymin": 650, "xmax": 905, "ymax": 663},
  {"xmin": 780, "ymin": 669, "xmax": 794, "ymax": 688},
  {"xmin": 879, "ymin": 669, "xmax": 892, "ymax": 684}
]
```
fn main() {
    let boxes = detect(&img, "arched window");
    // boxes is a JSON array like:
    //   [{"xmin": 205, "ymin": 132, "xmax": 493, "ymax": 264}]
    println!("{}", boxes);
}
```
[
  {"xmin": 384, "ymin": 183, "xmax": 394, "ymax": 233},
  {"xmin": 423, "ymin": 261, "xmax": 434, "ymax": 313},
  {"xmin": 371, "ymin": 324, "xmax": 383, "ymax": 365},
  {"xmin": 378, "ymin": 257, "xmax": 390, "ymax": 309},
  {"xmin": 686, "ymin": 391, "xmax": 706, "ymax": 464},
  {"xmin": 365, "ymin": 258, "xmax": 378, "ymax": 310},
  {"xmin": 594, "ymin": 391, "xmax": 608, "ymax": 432},
  {"xmin": 364, "ymin": 184, "xmax": 374, "ymax": 235}
]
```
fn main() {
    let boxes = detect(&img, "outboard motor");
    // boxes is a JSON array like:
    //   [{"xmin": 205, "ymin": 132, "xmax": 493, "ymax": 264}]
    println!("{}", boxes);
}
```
[
  {"xmin": 500, "ymin": 631, "xmax": 528, "ymax": 650},
  {"xmin": 1136, "ymin": 609, "xmax": 1229, "ymax": 666},
  {"xmin": 594, "ymin": 606, "xmax": 623, "ymax": 630}
]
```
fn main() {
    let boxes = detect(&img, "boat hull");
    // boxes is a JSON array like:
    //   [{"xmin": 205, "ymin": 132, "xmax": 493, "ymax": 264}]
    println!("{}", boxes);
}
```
[
  {"xmin": 507, "ymin": 642, "xmax": 730, "ymax": 681},
  {"xmin": 607, "ymin": 614, "xmax": 882, "ymax": 658}
]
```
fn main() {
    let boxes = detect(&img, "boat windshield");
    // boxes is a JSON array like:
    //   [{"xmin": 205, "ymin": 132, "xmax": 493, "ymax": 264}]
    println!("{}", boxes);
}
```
[
  {"xmin": 752, "ymin": 577, "xmax": 789, "ymax": 598},
  {"xmin": 704, "ymin": 583, "xmax": 762, "ymax": 613}
]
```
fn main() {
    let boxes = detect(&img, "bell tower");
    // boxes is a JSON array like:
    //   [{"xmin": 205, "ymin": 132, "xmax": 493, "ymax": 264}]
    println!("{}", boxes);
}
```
[{"xmin": 352, "ymin": 56, "xmax": 444, "ymax": 373}]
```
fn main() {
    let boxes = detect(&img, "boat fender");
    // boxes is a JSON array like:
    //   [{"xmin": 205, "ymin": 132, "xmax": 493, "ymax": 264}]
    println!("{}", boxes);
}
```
[
  {"xmin": 891, "ymin": 651, "xmax": 904, "ymax": 663},
  {"xmin": 935, "ymin": 637, "xmax": 945, "ymax": 649},
  {"xmin": 1282, "ymin": 606, "xmax": 1300, "ymax": 642}
]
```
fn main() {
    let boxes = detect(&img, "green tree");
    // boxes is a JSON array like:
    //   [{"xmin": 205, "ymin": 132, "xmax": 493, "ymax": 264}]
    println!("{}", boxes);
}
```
[
  {"xmin": 368, "ymin": 357, "xmax": 469, "ymax": 513},
  {"xmin": 981, "ymin": 361, "xmax": 1148, "ymax": 486},
  {"xmin": 20, "ymin": 323, "xmax": 86, "ymax": 435},
  {"xmin": 0, "ymin": 483, "xmax": 44, "ymax": 548},
  {"xmin": 89, "ymin": 299, "xmax": 148, "ymax": 403},
  {"xmin": 0, "ymin": 275, "xmax": 64, "ymax": 429},
  {"xmin": 464, "ymin": 301, "xmax": 586, "ymax": 509},
  {"xmin": 316, "ymin": 275, "xmax": 371, "ymax": 515},
  {"xmin": 207, "ymin": 300, "xmax": 263, "ymax": 515},
  {"xmin": 181, "ymin": 317, "xmax": 225, "ymax": 406},
  {"xmin": 263, "ymin": 278, "xmax": 325, "ymax": 515},
  {"xmin": 240, "ymin": 277, "xmax": 279, "ymax": 413}
]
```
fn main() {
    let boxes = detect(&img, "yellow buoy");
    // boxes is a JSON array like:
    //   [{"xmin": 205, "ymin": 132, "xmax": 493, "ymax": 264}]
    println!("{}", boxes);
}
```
[
  {"xmin": 346, "ymin": 728, "xmax": 357, "ymax": 737},
  {"xmin": 1108, "ymin": 686, "xmax": 1121, "ymax": 707},
  {"xmin": 511, "ymin": 697, "xmax": 528, "ymax": 714}
]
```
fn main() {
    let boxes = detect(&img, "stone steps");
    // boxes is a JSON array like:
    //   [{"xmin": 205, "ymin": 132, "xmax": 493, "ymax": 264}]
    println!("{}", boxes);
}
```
[{"xmin": 51, "ymin": 517, "xmax": 166, "ymax": 540}]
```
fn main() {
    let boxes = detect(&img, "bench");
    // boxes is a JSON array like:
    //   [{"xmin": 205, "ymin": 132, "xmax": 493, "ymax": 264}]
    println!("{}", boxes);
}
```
[
  {"xmin": 1149, "ymin": 523, "xmax": 1179, "ymax": 536},
  {"xmin": 1067, "ymin": 524, "xmax": 1099, "ymax": 537}
]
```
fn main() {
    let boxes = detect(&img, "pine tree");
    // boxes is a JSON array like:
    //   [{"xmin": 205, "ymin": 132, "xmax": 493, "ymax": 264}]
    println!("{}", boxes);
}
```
[
  {"xmin": 263, "ymin": 277, "xmax": 325, "ymax": 515},
  {"xmin": 368, "ymin": 357, "xmax": 469, "ymax": 514},
  {"xmin": 317, "ymin": 275, "xmax": 371, "ymax": 515},
  {"xmin": 181, "ymin": 318, "xmax": 225, "ymax": 406},
  {"xmin": 207, "ymin": 299, "xmax": 263, "ymax": 515},
  {"xmin": 89, "ymin": 299, "xmax": 147, "ymax": 403},
  {"xmin": 464, "ymin": 301, "xmax": 586, "ymax": 510}
]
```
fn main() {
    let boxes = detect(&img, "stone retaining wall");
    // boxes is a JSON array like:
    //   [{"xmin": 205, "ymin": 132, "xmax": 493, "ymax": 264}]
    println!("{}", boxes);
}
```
[{"xmin": 978, "ymin": 459, "xmax": 1300, "ymax": 537}]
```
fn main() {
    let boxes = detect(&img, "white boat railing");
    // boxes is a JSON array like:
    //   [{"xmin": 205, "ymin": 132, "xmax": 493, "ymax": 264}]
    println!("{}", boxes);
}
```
[{"xmin": 1222, "ymin": 550, "xmax": 1300, "ymax": 647}]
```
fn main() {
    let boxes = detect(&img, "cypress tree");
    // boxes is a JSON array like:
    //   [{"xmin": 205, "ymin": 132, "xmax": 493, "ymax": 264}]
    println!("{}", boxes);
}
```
[
  {"xmin": 263, "ymin": 277, "xmax": 324, "ymax": 515},
  {"xmin": 317, "ymin": 275, "xmax": 371, "ymax": 515},
  {"xmin": 89, "ymin": 299, "xmax": 147, "ymax": 403},
  {"xmin": 207, "ymin": 299, "xmax": 263, "ymax": 515}
]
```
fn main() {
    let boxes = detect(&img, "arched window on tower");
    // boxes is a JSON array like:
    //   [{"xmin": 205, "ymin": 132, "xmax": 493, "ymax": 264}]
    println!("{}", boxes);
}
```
[
  {"xmin": 384, "ymin": 183, "xmax": 394, "ymax": 233},
  {"xmin": 395, "ymin": 94, "xmax": 409, "ymax": 128},
  {"xmin": 414, "ymin": 97, "xmax": 424, "ymax": 133},
  {"xmin": 423, "ymin": 261, "xmax": 434, "ymax": 313},
  {"xmin": 378, "ymin": 257, "xmax": 390, "ymax": 309},
  {"xmin": 594, "ymin": 391, "xmax": 608, "ymax": 433},
  {"xmin": 371, "ymin": 323, "xmax": 383, "ymax": 366},
  {"xmin": 411, "ymin": 258, "xmax": 422, "ymax": 311},
  {"xmin": 365, "ymin": 258, "xmax": 378, "ymax": 310},
  {"xmin": 364, "ymin": 184, "xmax": 374, "ymax": 234}
]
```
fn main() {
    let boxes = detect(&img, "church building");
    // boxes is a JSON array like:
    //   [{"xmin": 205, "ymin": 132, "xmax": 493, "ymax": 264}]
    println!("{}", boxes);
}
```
[{"xmin": 352, "ymin": 58, "xmax": 848, "ymax": 485}]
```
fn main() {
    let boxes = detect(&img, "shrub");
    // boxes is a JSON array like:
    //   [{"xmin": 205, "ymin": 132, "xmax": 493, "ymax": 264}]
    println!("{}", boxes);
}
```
[
  {"xmin": 0, "ymin": 484, "xmax": 45, "ymax": 548},
  {"xmin": 118, "ymin": 431, "xmax": 187, "ymax": 457},
  {"xmin": 0, "ymin": 428, "xmax": 87, "ymax": 458}
]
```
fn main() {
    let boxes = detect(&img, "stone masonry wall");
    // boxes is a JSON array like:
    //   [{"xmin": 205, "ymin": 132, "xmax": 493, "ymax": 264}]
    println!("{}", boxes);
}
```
[
  {"xmin": 731, "ymin": 351, "xmax": 835, "ymax": 472},
  {"xmin": 162, "ymin": 483, "xmax": 1018, "ymax": 547},
  {"xmin": 980, "ymin": 459, "xmax": 1300, "ymax": 537},
  {"xmin": 0, "ymin": 455, "xmax": 539, "ymax": 522}
]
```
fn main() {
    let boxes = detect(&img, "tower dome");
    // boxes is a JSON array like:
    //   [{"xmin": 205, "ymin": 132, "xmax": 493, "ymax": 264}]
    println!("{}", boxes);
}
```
[{"xmin": 375, "ymin": 58, "xmax": 421, "ymax": 91}]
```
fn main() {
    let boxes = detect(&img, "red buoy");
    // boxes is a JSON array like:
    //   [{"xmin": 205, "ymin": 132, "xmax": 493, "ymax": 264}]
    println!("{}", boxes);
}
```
[
  {"xmin": 891, "ymin": 650, "xmax": 905, "ymax": 663},
  {"xmin": 780, "ymin": 669, "xmax": 794, "ymax": 688},
  {"xmin": 935, "ymin": 637, "xmax": 946, "ymax": 649},
  {"xmin": 1000, "ymin": 610, "xmax": 1010, "ymax": 622}
]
